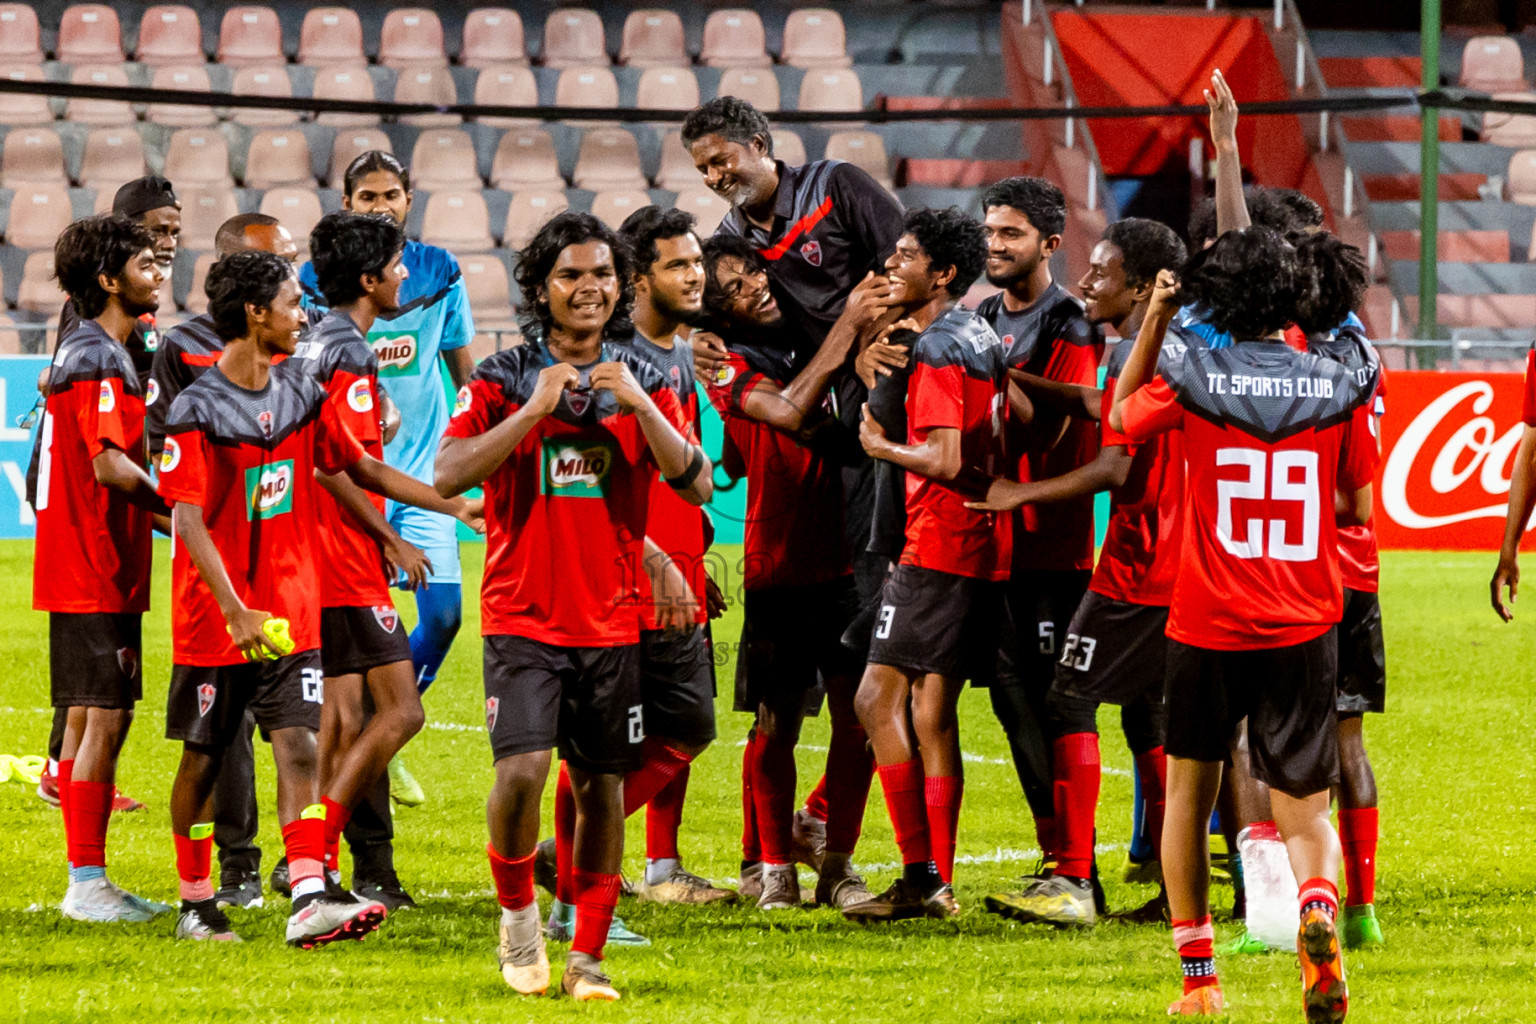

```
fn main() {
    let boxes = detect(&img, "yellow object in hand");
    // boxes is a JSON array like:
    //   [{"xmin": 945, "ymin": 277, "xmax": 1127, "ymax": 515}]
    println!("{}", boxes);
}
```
[{"xmin": 263, "ymin": 618, "xmax": 295, "ymax": 657}]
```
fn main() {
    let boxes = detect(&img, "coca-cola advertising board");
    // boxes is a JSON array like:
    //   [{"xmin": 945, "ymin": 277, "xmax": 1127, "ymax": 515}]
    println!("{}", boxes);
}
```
[{"xmin": 1378, "ymin": 371, "xmax": 1535, "ymax": 550}]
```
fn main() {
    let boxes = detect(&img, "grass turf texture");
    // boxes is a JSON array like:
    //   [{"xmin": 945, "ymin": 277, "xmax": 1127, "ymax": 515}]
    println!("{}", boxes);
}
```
[{"xmin": 2, "ymin": 543, "xmax": 1534, "ymax": 1022}]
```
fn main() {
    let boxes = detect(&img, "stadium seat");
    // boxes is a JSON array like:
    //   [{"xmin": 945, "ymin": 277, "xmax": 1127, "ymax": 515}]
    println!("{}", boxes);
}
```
[
  {"xmin": 57, "ymin": 4, "xmax": 123, "ymax": 65},
  {"xmin": 0, "ymin": 65, "xmax": 51, "ymax": 126},
  {"xmin": 781, "ymin": 8, "xmax": 852, "ymax": 69},
  {"xmin": 183, "ymin": 251, "xmax": 216, "ymax": 314},
  {"xmin": 0, "ymin": 327, "xmax": 22, "ymax": 355},
  {"xmin": 312, "ymin": 65, "xmax": 379, "ymax": 127},
  {"xmin": 798, "ymin": 68, "xmax": 863, "ymax": 116},
  {"xmin": 775, "ymin": 130, "xmax": 807, "ymax": 167},
  {"xmin": 716, "ymin": 67, "xmax": 780, "ymax": 111},
  {"xmin": 636, "ymin": 67, "xmax": 700, "ymax": 113},
  {"xmin": 555, "ymin": 66, "xmax": 621, "ymax": 117},
  {"xmin": 589, "ymin": 189, "xmax": 651, "ymax": 230},
  {"xmin": 90, "ymin": 185, "xmax": 114, "ymax": 213},
  {"xmin": 503, "ymin": 189, "xmax": 567, "ymax": 249},
  {"xmin": 178, "ymin": 186, "xmax": 240, "ymax": 249},
  {"xmin": 461, "ymin": 8, "xmax": 527, "ymax": 68},
  {"xmin": 328, "ymin": 129, "xmax": 392, "ymax": 186},
  {"xmin": 218, "ymin": 7, "xmax": 285, "ymax": 67},
  {"xmin": 1459, "ymin": 35, "xmax": 1526, "ymax": 93},
  {"xmin": 0, "ymin": 5, "xmax": 42, "ymax": 64},
  {"xmin": 672, "ymin": 186, "xmax": 730, "ymax": 234},
  {"xmin": 1506, "ymin": 150, "xmax": 1536, "ymax": 205},
  {"xmin": 258, "ymin": 188, "xmax": 324, "ymax": 253},
  {"xmin": 231, "ymin": 66, "xmax": 300, "ymax": 127},
  {"xmin": 297, "ymin": 8, "xmax": 365, "ymax": 66},
  {"xmin": 380, "ymin": 9, "xmax": 447, "ymax": 68},
  {"xmin": 18, "ymin": 250, "xmax": 64, "ymax": 312},
  {"xmin": 6, "ymin": 185, "xmax": 73, "ymax": 249},
  {"xmin": 0, "ymin": 128, "xmax": 65, "ymax": 188},
  {"xmin": 654, "ymin": 130, "xmax": 698, "ymax": 190},
  {"xmin": 420, "ymin": 190, "xmax": 494, "ymax": 252},
  {"xmin": 164, "ymin": 127, "xmax": 233, "ymax": 186},
  {"xmin": 472, "ymin": 64, "xmax": 539, "ymax": 127},
  {"xmin": 148, "ymin": 64, "xmax": 217, "ymax": 126},
  {"xmin": 242, "ymin": 128, "xmax": 314, "ymax": 189},
  {"xmin": 395, "ymin": 66, "xmax": 461, "ymax": 127},
  {"xmin": 490, "ymin": 127, "xmax": 564, "ymax": 190},
  {"xmin": 619, "ymin": 10, "xmax": 686, "ymax": 68},
  {"xmin": 410, "ymin": 129, "xmax": 482, "ymax": 191},
  {"xmin": 1482, "ymin": 92, "xmax": 1536, "ymax": 147},
  {"xmin": 699, "ymin": 10, "xmax": 768, "ymax": 69},
  {"xmin": 542, "ymin": 9, "xmax": 608, "ymax": 68},
  {"xmin": 467, "ymin": 331, "xmax": 501, "ymax": 362},
  {"xmin": 1380, "ymin": 229, "xmax": 1510, "ymax": 263},
  {"xmin": 825, "ymin": 130, "xmax": 891, "ymax": 185},
  {"xmin": 67, "ymin": 65, "xmax": 134, "ymax": 127},
  {"xmin": 78, "ymin": 128, "xmax": 146, "ymax": 189},
  {"xmin": 573, "ymin": 128, "xmax": 646, "ymax": 190},
  {"xmin": 458, "ymin": 254, "xmax": 514, "ymax": 319},
  {"xmin": 135, "ymin": 6, "xmax": 203, "ymax": 66}
]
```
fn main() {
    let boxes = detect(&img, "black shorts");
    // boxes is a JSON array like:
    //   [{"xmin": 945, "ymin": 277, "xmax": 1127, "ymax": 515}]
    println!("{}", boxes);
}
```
[
  {"xmin": 981, "ymin": 569, "xmax": 1093, "ymax": 691},
  {"xmin": 320, "ymin": 605, "xmax": 413, "ymax": 677},
  {"xmin": 166, "ymin": 650, "xmax": 325, "ymax": 747},
  {"xmin": 733, "ymin": 576, "xmax": 863, "ymax": 712},
  {"xmin": 50, "ymin": 612, "xmax": 142, "ymax": 710},
  {"xmin": 483, "ymin": 635, "xmax": 643, "ymax": 774},
  {"xmin": 1164, "ymin": 629, "xmax": 1340, "ymax": 798},
  {"xmin": 1336, "ymin": 588, "xmax": 1386, "ymax": 715},
  {"xmin": 1052, "ymin": 591, "xmax": 1169, "ymax": 707},
  {"xmin": 866, "ymin": 563, "xmax": 1006, "ymax": 681},
  {"xmin": 640, "ymin": 626, "xmax": 717, "ymax": 746}
]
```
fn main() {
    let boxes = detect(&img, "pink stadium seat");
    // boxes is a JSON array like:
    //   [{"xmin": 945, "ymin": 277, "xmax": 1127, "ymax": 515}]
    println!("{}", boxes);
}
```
[
  {"xmin": 798, "ymin": 68, "xmax": 863, "ymax": 115},
  {"xmin": 164, "ymin": 128, "xmax": 233, "ymax": 187},
  {"xmin": 298, "ymin": 8, "xmax": 364, "ymax": 67},
  {"xmin": 717, "ymin": 68, "xmax": 780, "ymax": 111},
  {"xmin": 67, "ymin": 65, "xmax": 134, "ymax": 127},
  {"xmin": 503, "ymin": 189, "xmax": 567, "ymax": 249},
  {"xmin": 589, "ymin": 189, "xmax": 652, "ymax": 230},
  {"xmin": 1380, "ymin": 229, "xmax": 1510, "ymax": 264},
  {"xmin": 0, "ymin": 5, "xmax": 42, "ymax": 64},
  {"xmin": 421, "ymin": 190, "xmax": 494, "ymax": 252},
  {"xmin": 542, "ymin": 9, "xmax": 607, "ymax": 68},
  {"xmin": 619, "ymin": 10, "xmax": 686, "ymax": 68},
  {"xmin": 57, "ymin": 4, "xmax": 123, "ymax": 64},
  {"xmin": 135, "ymin": 6, "xmax": 202, "ymax": 65},
  {"xmin": 636, "ymin": 67, "xmax": 699, "ymax": 113},
  {"xmin": 148, "ymin": 64, "xmax": 217, "ymax": 126},
  {"xmin": 0, "ymin": 128, "xmax": 65, "ymax": 188},
  {"xmin": 654, "ymin": 130, "xmax": 698, "ymax": 190},
  {"xmin": 774, "ymin": 130, "xmax": 807, "ymax": 167},
  {"xmin": 700, "ymin": 10, "xmax": 768, "ymax": 69},
  {"xmin": 258, "ymin": 188, "xmax": 324, "ymax": 253},
  {"xmin": 0, "ymin": 327, "xmax": 21, "ymax": 355},
  {"xmin": 472, "ymin": 64, "xmax": 539, "ymax": 127},
  {"xmin": 672, "ymin": 186, "xmax": 730, "ymax": 235},
  {"xmin": 6, "ymin": 185, "xmax": 73, "ymax": 249},
  {"xmin": 1433, "ymin": 293, "xmax": 1536, "ymax": 329},
  {"xmin": 1482, "ymin": 92, "xmax": 1536, "ymax": 147},
  {"xmin": 218, "ymin": 7, "xmax": 284, "ymax": 68},
  {"xmin": 825, "ymin": 130, "xmax": 891, "ymax": 185},
  {"xmin": 0, "ymin": 65, "xmax": 51, "ymax": 126},
  {"xmin": 231, "ymin": 66, "xmax": 299, "ymax": 127},
  {"xmin": 18, "ymin": 251, "xmax": 65, "ymax": 312},
  {"xmin": 410, "ymin": 129, "xmax": 482, "ymax": 191},
  {"xmin": 178, "ymin": 186, "xmax": 239, "ymax": 250},
  {"xmin": 573, "ymin": 128, "xmax": 646, "ymax": 190},
  {"xmin": 328, "ymin": 129, "xmax": 391, "ymax": 186},
  {"xmin": 242, "ymin": 128, "xmax": 313, "ymax": 189},
  {"xmin": 1460, "ymin": 35, "xmax": 1526, "ymax": 93},
  {"xmin": 555, "ymin": 66, "xmax": 620, "ymax": 113},
  {"xmin": 1506, "ymin": 150, "xmax": 1536, "ymax": 204},
  {"xmin": 1526, "ymin": 221, "xmax": 1536, "ymax": 264},
  {"xmin": 458, "ymin": 253, "xmax": 514, "ymax": 318},
  {"xmin": 183, "ymin": 251, "xmax": 216, "ymax": 314},
  {"xmin": 90, "ymin": 184, "xmax": 114, "ymax": 213},
  {"xmin": 380, "ymin": 9, "xmax": 447, "ymax": 68},
  {"xmin": 313, "ymin": 65, "xmax": 379, "ymax": 127},
  {"xmin": 490, "ymin": 128, "xmax": 563, "ymax": 190},
  {"xmin": 79, "ymin": 128, "xmax": 147, "ymax": 190},
  {"xmin": 395, "ymin": 66, "xmax": 461, "ymax": 127},
  {"xmin": 782, "ymin": 8, "xmax": 851, "ymax": 69},
  {"xmin": 461, "ymin": 9, "xmax": 527, "ymax": 68}
]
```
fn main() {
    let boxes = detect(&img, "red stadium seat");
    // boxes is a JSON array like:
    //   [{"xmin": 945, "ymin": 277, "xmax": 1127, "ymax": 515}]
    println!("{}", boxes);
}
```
[
  {"xmin": 619, "ymin": 9, "xmax": 686, "ymax": 69},
  {"xmin": 217, "ymin": 7, "xmax": 285, "ymax": 67},
  {"xmin": 67, "ymin": 65, "xmax": 134, "ymax": 127},
  {"xmin": 18, "ymin": 251, "xmax": 65, "ymax": 312},
  {"xmin": 242, "ymin": 128, "xmax": 314, "ymax": 189},
  {"xmin": 654, "ymin": 130, "xmax": 698, "ymax": 190},
  {"xmin": 458, "ymin": 254, "xmax": 515, "ymax": 318},
  {"xmin": 716, "ymin": 68, "xmax": 780, "ymax": 111},
  {"xmin": 78, "ymin": 128, "xmax": 147, "ymax": 190},
  {"xmin": 588, "ymin": 189, "xmax": 651, "ymax": 230},
  {"xmin": 1362, "ymin": 172, "xmax": 1483, "ymax": 202},
  {"xmin": 542, "ymin": 9, "xmax": 607, "ymax": 69},
  {"xmin": 1317, "ymin": 55, "xmax": 1419, "ymax": 89},
  {"xmin": 798, "ymin": 68, "xmax": 863, "ymax": 116},
  {"xmin": 395, "ymin": 66, "xmax": 462, "ymax": 127},
  {"xmin": 1460, "ymin": 35, "xmax": 1526, "ymax": 93},
  {"xmin": 313, "ymin": 65, "xmax": 379, "ymax": 127},
  {"xmin": 0, "ymin": 65, "xmax": 52, "ymax": 126},
  {"xmin": 0, "ymin": 128, "xmax": 65, "ymax": 188},
  {"xmin": 57, "ymin": 4, "xmax": 123, "ymax": 64},
  {"xmin": 1506, "ymin": 149, "xmax": 1536, "ymax": 204},
  {"xmin": 700, "ymin": 10, "xmax": 768, "ymax": 69},
  {"xmin": 672, "ymin": 186, "xmax": 730, "ymax": 235},
  {"xmin": 472, "ymin": 64, "xmax": 539, "ymax": 127},
  {"xmin": 231, "ymin": 66, "xmax": 299, "ymax": 127},
  {"xmin": 164, "ymin": 128, "xmax": 233, "ymax": 186},
  {"xmin": 6, "ymin": 185, "xmax": 73, "ymax": 249},
  {"xmin": 259, "ymin": 188, "xmax": 324, "ymax": 253},
  {"xmin": 573, "ymin": 128, "xmax": 646, "ymax": 190},
  {"xmin": 183, "ymin": 251, "xmax": 216, "ymax": 314},
  {"xmin": 636, "ymin": 67, "xmax": 699, "ymax": 113},
  {"xmin": 490, "ymin": 127, "xmax": 563, "ymax": 190},
  {"xmin": 410, "ymin": 129, "xmax": 482, "ymax": 191},
  {"xmin": 0, "ymin": 5, "xmax": 42, "ymax": 64},
  {"xmin": 825, "ymin": 130, "xmax": 891, "ymax": 186},
  {"xmin": 328, "ymin": 129, "xmax": 391, "ymax": 187},
  {"xmin": 380, "ymin": 9, "xmax": 447, "ymax": 68},
  {"xmin": 461, "ymin": 9, "xmax": 527, "ymax": 68},
  {"xmin": 298, "ymin": 8, "xmax": 364, "ymax": 67},
  {"xmin": 1482, "ymin": 92, "xmax": 1536, "ymax": 147},
  {"xmin": 148, "ymin": 64, "xmax": 217, "ymax": 126},
  {"xmin": 502, "ymin": 189, "xmax": 568, "ymax": 249},
  {"xmin": 135, "ymin": 6, "xmax": 203, "ymax": 66},
  {"xmin": 421, "ymin": 190, "xmax": 494, "ymax": 252},
  {"xmin": 782, "ymin": 8, "xmax": 851, "ymax": 69},
  {"xmin": 178, "ymin": 186, "xmax": 240, "ymax": 250}
]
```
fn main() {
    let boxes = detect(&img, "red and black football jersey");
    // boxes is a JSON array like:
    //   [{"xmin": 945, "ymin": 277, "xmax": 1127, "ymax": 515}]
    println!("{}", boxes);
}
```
[
  {"xmin": 444, "ymin": 339, "xmax": 687, "ymax": 646},
  {"xmin": 158, "ymin": 363, "xmax": 366, "ymax": 666},
  {"xmin": 33, "ymin": 320, "xmax": 153, "ymax": 614},
  {"xmin": 1121, "ymin": 339, "xmax": 1379, "ymax": 651},
  {"xmin": 146, "ymin": 313, "xmax": 222, "ymax": 458},
  {"xmin": 1310, "ymin": 327, "xmax": 1385, "ymax": 594},
  {"xmin": 900, "ymin": 307, "xmax": 1011, "ymax": 581}
]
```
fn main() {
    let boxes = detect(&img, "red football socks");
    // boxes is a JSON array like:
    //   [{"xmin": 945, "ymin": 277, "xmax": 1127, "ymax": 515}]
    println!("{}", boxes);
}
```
[
  {"xmin": 622, "ymin": 737, "xmax": 694, "ymax": 817},
  {"xmin": 740, "ymin": 731, "xmax": 761, "ymax": 863},
  {"xmin": 877, "ymin": 759, "xmax": 931, "ymax": 868},
  {"xmin": 487, "ymin": 844, "xmax": 536, "ymax": 911},
  {"xmin": 923, "ymin": 776, "xmax": 963, "ymax": 884},
  {"xmin": 70, "ymin": 780, "xmax": 113, "ymax": 870},
  {"xmin": 750, "ymin": 730, "xmax": 798, "ymax": 865},
  {"xmin": 1338, "ymin": 806, "xmax": 1378, "ymax": 906},
  {"xmin": 1052, "ymin": 732, "xmax": 1101, "ymax": 880},
  {"xmin": 1133, "ymin": 745, "xmax": 1168, "ymax": 851},
  {"xmin": 321, "ymin": 795, "xmax": 350, "ymax": 872},
  {"xmin": 1173, "ymin": 915, "xmax": 1218, "ymax": 993},
  {"xmin": 174, "ymin": 829, "xmax": 214, "ymax": 902},
  {"xmin": 823, "ymin": 722, "xmax": 874, "ymax": 856},
  {"xmin": 570, "ymin": 869, "xmax": 622, "ymax": 959},
  {"xmin": 1299, "ymin": 876, "xmax": 1340, "ymax": 920},
  {"xmin": 281, "ymin": 816, "xmax": 326, "ymax": 886},
  {"xmin": 57, "ymin": 758, "xmax": 75, "ymax": 865},
  {"xmin": 804, "ymin": 772, "xmax": 829, "ymax": 822},
  {"xmin": 554, "ymin": 763, "xmax": 576, "ymax": 903},
  {"xmin": 645, "ymin": 764, "xmax": 688, "ymax": 862}
]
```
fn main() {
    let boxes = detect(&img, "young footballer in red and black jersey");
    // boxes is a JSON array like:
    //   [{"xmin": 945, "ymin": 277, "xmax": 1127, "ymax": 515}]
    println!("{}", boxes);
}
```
[
  {"xmin": 36, "ymin": 216, "xmax": 170, "ymax": 924},
  {"xmin": 1108, "ymin": 229, "xmax": 1378, "ymax": 1020},
  {"xmin": 841, "ymin": 209, "xmax": 1010, "ymax": 923},
  {"xmin": 434, "ymin": 212, "xmax": 709, "ymax": 1003}
]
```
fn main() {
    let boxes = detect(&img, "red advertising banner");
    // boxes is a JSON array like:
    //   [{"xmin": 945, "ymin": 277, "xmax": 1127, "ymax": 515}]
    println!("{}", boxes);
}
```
[{"xmin": 1377, "ymin": 370, "xmax": 1535, "ymax": 550}]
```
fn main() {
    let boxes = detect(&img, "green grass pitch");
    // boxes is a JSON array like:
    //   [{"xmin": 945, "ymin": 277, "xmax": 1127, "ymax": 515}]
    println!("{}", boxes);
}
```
[{"xmin": 2, "ymin": 542, "xmax": 1534, "ymax": 1022}]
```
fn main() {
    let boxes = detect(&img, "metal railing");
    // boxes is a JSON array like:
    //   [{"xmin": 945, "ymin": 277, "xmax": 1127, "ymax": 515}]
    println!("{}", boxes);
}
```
[{"xmin": 1020, "ymin": 1, "xmax": 1118, "ymax": 218}]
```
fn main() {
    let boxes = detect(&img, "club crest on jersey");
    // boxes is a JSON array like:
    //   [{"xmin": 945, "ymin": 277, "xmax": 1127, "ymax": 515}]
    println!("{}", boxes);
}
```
[
  {"xmin": 485, "ymin": 696, "xmax": 500, "ymax": 732},
  {"xmin": 257, "ymin": 409, "xmax": 274, "ymax": 439},
  {"xmin": 161, "ymin": 437, "xmax": 181, "ymax": 473},
  {"xmin": 145, "ymin": 378, "xmax": 160, "ymax": 407},
  {"xmin": 540, "ymin": 438, "xmax": 615, "ymax": 498},
  {"xmin": 453, "ymin": 385, "xmax": 472, "ymax": 416},
  {"xmin": 197, "ymin": 682, "xmax": 216, "ymax": 717},
  {"xmin": 371, "ymin": 332, "xmax": 421, "ymax": 377},
  {"xmin": 244, "ymin": 460, "xmax": 295, "ymax": 520},
  {"xmin": 372, "ymin": 605, "xmax": 398, "ymax": 633},
  {"xmin": 97, "ymin": 380, "xmax": 116, "ymax": 413},
  {"xmin": 347, "ymin": 378, "xmax": 375, "ymax": 414},
  {"xmin": 800, "ymin": 239, "xmax": 822, "ymax": 266},
  {"xmin": 564, "ymin": 389, "xmax": 592, "ymax": 416}
]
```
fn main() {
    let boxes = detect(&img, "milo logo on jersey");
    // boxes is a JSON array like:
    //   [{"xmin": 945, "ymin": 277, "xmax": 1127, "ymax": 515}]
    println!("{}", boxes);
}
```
[
  {"xmin": 541, "ymin": 438, "xmax": 616, "ymax": 498},
  {"xmin": 244, "ymin": 460, "xmax": 296, "ymax": 520},
  {"xmin": 371, "ymin": 331, "xmax": 421, "ymax": 377}
]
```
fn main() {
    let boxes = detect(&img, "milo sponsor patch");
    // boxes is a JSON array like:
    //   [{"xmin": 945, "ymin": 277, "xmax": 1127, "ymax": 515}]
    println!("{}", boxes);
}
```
[{"xmin": 540, "ymin": 438, "xmax": 616, "ymax": 498}]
